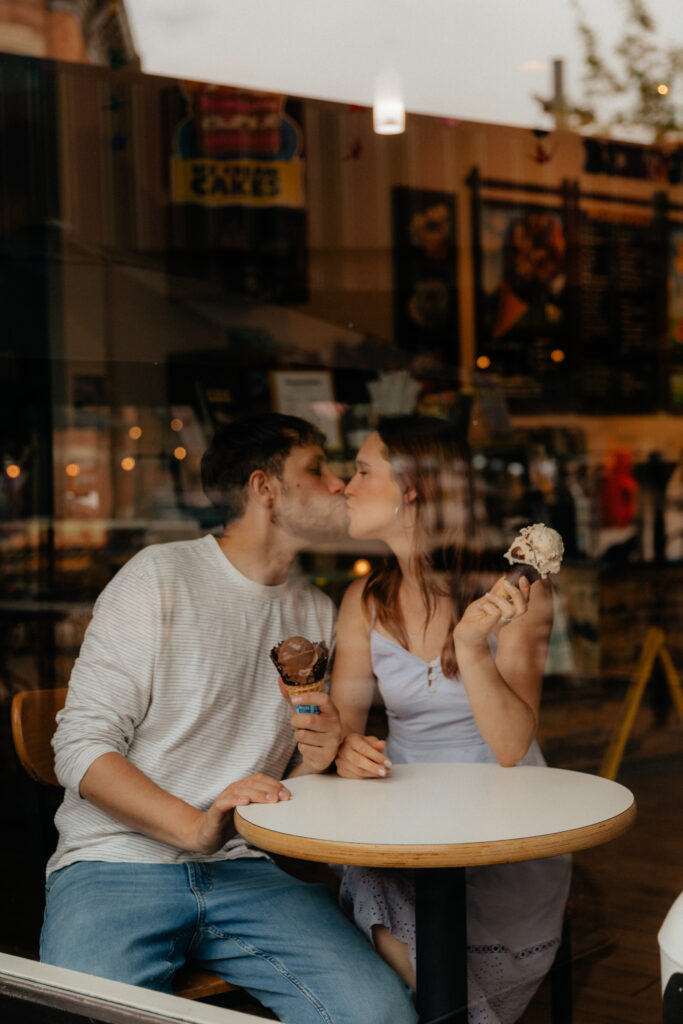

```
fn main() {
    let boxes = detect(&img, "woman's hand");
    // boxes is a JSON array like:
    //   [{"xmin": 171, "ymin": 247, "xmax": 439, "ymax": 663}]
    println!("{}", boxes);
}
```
[
  {"xmin": 190, "ymin": 773, "xmax": 291, "ymax": 855},
  {"xmin": 453, "ymin": 575, "xmax": 530, "ymax": 649},
  {"xmin": 335, "ymin": 733, "xmax": 392, "ymax": 779}
]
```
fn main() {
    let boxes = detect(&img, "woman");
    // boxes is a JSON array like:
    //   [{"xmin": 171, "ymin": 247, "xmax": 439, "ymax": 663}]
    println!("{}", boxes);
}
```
[{"xmin": 332, "ymin": 416, "xmax": 571, "ymax": 1024}]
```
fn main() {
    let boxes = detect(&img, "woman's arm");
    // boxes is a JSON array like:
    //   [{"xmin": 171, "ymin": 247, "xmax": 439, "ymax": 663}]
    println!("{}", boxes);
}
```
[
  {"xmin": 330, "ymin": 579, "xmax": 391, "ymax": 778},
  {"xmin": 453, "ymin": 576, "xmax": 554, "ymax": 766}
]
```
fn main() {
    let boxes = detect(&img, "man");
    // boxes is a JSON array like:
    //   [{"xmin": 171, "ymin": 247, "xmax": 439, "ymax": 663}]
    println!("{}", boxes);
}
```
[{"xmin": 41, "ymin": 413, "xmax": 416, "ymax": 1024}]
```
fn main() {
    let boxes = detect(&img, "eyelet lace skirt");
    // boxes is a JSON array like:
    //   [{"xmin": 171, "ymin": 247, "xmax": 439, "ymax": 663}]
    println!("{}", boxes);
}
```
[{"xmin": 340, "ymin": 854, "xmax": 571, "ymax": 1024}]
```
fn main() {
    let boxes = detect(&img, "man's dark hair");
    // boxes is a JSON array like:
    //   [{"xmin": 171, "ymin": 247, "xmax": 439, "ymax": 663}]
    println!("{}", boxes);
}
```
[{"xmin": 201, "ymin": 413, "xmax": 325, "ymax": 525}]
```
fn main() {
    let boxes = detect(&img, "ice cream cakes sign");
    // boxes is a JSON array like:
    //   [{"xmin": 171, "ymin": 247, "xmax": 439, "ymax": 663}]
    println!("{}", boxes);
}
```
[{"xmin": 170, "ymin": 83, "xmax": 305, "ymax": 208}]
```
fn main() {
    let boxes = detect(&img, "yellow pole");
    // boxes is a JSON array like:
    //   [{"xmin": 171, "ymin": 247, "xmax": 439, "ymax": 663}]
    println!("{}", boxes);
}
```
[
  {"xmin": 600, "ymin": 627, "xmax": 664, "ymax": 780},
  {"xmin": 658, "ymin": 644, "xmax": 683, "ymax": 730}
]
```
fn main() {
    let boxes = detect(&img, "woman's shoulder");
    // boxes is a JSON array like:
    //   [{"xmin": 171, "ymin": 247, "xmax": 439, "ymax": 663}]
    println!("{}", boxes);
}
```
[
  {"xmin": 340, "ymin": 576, "xmax": 368, "ymax": 610},
  {"xmin": 339, "ymin": 577, "xmax": 372, "ymax": 625}
]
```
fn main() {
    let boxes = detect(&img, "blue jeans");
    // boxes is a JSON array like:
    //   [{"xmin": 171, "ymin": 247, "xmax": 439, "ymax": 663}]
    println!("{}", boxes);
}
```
[{"xmin": 40, "ymin": 858, "xmax": 417, "ymax": 1024}]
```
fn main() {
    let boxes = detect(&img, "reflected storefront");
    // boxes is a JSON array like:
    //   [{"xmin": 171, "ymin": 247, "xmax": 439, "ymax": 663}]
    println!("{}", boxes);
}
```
[{"xmin": 1, "ymin": 45, "xmax": 683, "ymax": 998}]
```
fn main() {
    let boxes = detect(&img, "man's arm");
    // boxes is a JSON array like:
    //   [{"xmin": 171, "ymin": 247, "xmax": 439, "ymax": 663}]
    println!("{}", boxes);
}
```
[
  {"xmin": 79, "ymin": 752, "xmax": 290, "ymax": 856},
  {"xmin": 275, "ymin": 591, "xmax": 344, "ymax": 775},
  {"xmin": 278, "ymin": 684, "xmax": 343, "ymax": 775},
  {"xmin": 53, "ymin": 562, "xmax": 160, "ymax": 794}
]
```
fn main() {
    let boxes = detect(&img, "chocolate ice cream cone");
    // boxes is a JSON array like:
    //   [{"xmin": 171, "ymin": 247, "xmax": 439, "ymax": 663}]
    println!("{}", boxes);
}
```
[{"xmin": 270, "ymin": 636, "xmax": 329, "ymax": 715}]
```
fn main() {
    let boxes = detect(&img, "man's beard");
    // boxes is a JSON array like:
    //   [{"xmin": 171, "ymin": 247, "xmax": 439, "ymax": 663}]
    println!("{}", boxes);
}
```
[{"xmin": 273, "ymin": 494, "xmax": 349, "ymax": 543}]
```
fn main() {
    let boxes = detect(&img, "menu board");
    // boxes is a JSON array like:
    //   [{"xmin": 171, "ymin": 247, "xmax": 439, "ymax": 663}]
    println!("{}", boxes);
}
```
[
  {"xmin": 668, "ymin": 224, "xmax": 683, "ymax": 411},
  {"xmin": 475, "ymin": 201, "xmax": 569, "ymax": 409},
  {"xmin": 578, "ymin": 210, "xmax": 659, "ymax": 412}
]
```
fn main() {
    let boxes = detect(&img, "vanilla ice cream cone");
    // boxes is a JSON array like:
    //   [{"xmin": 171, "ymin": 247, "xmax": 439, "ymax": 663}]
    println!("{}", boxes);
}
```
[{"xmin": 491, "ymin": 523, "xmax": 564, "ymax": 599}]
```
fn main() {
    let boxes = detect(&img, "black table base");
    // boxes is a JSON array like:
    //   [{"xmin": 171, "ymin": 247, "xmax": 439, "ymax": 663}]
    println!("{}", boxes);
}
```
[{"xmin": 414, "ymin": 866, "xmax": 468, "ymax": 1024}]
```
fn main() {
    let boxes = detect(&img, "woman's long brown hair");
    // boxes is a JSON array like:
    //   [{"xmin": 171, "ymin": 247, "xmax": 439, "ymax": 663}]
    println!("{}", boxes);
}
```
[{"xmin": 361, "ymin": 415, "xmax": 481, "ymax": 678}]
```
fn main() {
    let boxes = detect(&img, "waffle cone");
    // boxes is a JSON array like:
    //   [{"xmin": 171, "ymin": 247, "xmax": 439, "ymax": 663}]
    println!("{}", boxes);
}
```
[
  {"xmin": 283, "ymin": 678, "xmax": 325, "ymax": 697},
  {"xmin": 492, "ymin": 563, "xmax": 541, "ymax": 596}
]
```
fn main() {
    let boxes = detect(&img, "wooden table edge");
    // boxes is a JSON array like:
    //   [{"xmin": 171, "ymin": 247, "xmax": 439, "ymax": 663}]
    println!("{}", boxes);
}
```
[{"xmin": 235, "ymin": 799, "xmax": 636, "ymax": 868}]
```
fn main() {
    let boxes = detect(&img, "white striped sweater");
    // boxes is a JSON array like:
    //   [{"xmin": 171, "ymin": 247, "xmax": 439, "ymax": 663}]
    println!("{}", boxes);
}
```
[{"xmin": 47, "ymin": 534, "xmax": 336, "ymax": 876}]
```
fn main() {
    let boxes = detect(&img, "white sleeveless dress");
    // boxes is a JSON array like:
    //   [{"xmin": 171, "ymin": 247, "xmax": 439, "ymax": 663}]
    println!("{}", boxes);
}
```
[{"xmin": 339, "ymin": 628, "xmax": 572, "ymax": 1024}]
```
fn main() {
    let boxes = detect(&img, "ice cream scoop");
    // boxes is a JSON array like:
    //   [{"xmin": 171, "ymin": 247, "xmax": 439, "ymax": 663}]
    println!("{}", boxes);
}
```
[
  {"xmin": 270, "ymin": 636, "xmax": 329, "ymax": 714},
  {"xmin": 503, "ymin": 523, "xmax": 564, "ymax": 584}
]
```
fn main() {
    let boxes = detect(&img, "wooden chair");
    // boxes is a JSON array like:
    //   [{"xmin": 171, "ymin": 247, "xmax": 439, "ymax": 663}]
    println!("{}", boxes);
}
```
[{"xmin": 10, "ymin": 687, "xmax": 235, "ymax": 1003}]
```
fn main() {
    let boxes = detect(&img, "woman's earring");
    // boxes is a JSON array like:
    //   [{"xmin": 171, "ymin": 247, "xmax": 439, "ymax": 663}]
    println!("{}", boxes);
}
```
[{"xmin": 393, "ymin": 502, "xmax": 402, "ymax": 519}]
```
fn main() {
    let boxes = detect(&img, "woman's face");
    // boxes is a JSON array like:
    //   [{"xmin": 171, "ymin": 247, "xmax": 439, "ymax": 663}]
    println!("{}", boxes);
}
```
[{"xmin": 345, "ymin": 432, "xmax": 404, "ymax": 540}]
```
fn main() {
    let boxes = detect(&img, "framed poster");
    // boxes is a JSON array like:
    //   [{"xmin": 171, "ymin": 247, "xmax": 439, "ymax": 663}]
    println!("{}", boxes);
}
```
[
  {"xmin": 270, "ymin": 370, "xmax": 342, "ymax": 449},
  {"xmin": 392, "ymin": 187, "xmax": 458, "ymax": 359},
  {"xmin": 475, "ymin": 200, "xmax": 568, "ymax": 407}
]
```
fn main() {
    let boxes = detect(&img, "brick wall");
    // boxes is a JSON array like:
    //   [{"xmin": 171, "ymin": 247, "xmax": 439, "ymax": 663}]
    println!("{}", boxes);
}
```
[
  {"xmin": 0, "ymin": 1, "xmax": 134, "ymax": 64},
  {"xmin": 0, "ymin": 0, "xmax": 47, "ymax": 56},
  {"xmin": 0, "ymin": 0, "xmax": 46, "ymax": 33}
]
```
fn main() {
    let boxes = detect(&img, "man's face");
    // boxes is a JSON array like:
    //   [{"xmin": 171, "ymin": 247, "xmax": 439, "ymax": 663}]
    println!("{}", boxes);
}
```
[{"xmin": 271, "ymin": 444, "xmax": 347, "ymax": 543}]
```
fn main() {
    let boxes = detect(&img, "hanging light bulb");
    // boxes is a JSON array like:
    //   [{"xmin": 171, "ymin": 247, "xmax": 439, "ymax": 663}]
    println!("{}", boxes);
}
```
[{"xmin": 373, "ymin": 68, "xmax": 405, "ymax": 135}]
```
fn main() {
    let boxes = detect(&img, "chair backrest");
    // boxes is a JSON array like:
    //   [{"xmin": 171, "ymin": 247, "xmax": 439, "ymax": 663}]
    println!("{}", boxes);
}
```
[{"xmin": 11, "ymin": 688, "xmax": 68, "ymax": 787}]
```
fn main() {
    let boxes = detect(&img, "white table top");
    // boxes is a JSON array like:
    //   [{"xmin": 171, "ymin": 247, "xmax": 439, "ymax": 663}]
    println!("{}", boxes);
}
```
[{"xmin": 235, "ymin": 762, "xmax": 636, "ymax": 868}]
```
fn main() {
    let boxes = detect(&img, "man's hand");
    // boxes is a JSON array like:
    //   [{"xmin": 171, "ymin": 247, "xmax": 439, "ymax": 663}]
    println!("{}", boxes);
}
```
[
  {"xmin": 335, "ymin": 733, "xmax": 391, "ymax": 779},
  {"xmin": 190, "ymin": 773, "xmax": 291, "ymax": 856},
  {"xmin": 281, "ymin": 684, "xmax": 343, "ymax": 774}
]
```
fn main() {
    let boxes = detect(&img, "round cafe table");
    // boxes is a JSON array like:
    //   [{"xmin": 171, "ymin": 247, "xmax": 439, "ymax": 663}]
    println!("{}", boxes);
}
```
[{"xmin": 235, "ymin": 762, "xmax": 635, "ymax": 1024}]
